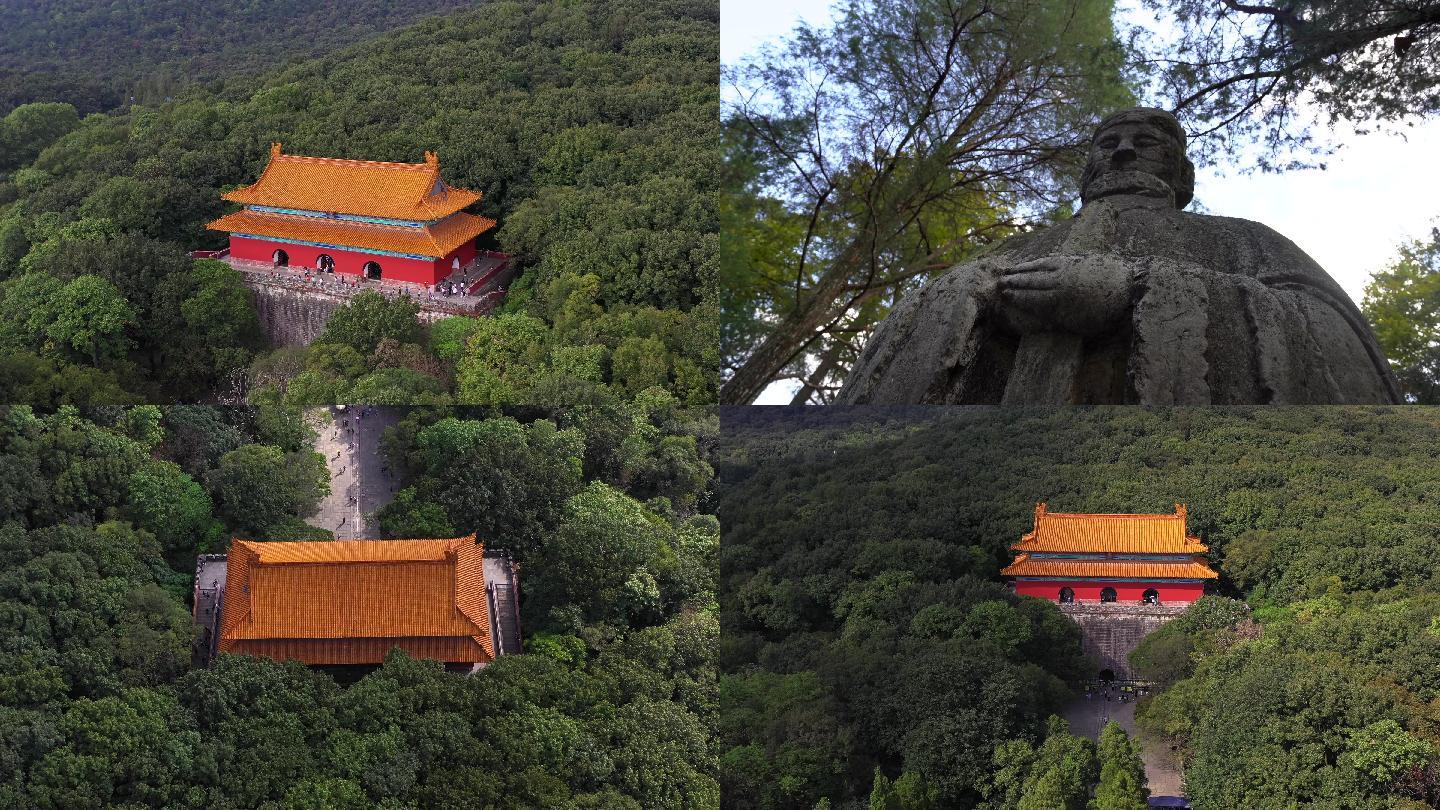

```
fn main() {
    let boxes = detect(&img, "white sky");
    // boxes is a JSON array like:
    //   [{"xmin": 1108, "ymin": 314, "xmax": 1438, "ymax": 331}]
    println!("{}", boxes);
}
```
[{"xmin": 724, "ymin": 0, "xmax": 1440, "ymax": 404}]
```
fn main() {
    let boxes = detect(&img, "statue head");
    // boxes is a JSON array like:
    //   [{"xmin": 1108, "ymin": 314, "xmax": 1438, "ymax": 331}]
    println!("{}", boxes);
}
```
[{"xmin": 1079, "ymin": 107, "xmax": 1195, "ymax": 209}]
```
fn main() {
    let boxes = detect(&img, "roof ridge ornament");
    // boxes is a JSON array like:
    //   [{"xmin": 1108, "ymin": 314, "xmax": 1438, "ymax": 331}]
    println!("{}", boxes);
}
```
[
  {"xmin": 271, "ymin": 142, "xmax": 283, "ymax": 160},
  {"xmin": 1034, "ymin": 501, "xmax": 1047, "ymax": 525},
  {"xmin": 424, "ymin": 150, "xmax": 439, "ymax": 167},
  {"xmin": 1175, "ymin": 503, "xmax": 1187, "ymax": 521}
]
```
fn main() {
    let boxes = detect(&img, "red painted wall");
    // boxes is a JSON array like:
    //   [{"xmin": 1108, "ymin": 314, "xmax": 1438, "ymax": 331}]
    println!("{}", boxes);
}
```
[
  {"xmin": 446, "ymin": 240, "xmax": 478, "ymax": 276},
  {"xmin": 230, "ymin": 236, "xmax": 472, "ymax": 285},
  {"xmin": 1013, "ymin": 580, "xmax": 1205, "ymax": 605}
]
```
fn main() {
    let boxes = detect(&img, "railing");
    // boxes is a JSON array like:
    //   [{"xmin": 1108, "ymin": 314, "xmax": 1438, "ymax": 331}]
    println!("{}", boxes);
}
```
[{"xmin": 487, "ymin": 582, "xmax": 520, "ymax": 657}]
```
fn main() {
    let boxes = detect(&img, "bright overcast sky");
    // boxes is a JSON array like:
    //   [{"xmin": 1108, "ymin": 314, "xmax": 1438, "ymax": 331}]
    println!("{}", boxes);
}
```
[{"xmin": 724, "ymin": 0, "xmax": 1440, "ymax": 404}]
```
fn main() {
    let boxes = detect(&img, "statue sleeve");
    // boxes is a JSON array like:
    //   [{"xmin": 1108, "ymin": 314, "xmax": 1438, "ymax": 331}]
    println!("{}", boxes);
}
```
[
  {"xmin": 1237, "ymin": 222, "xmax": 1403, "ymax": 403},
  {"xmin": 837, "ymin": 262, "xmax": 999, "ymax": 404},
  {"xmin": 1129, "ymin": 241, "xmax": 1402, "ymax": 404}
]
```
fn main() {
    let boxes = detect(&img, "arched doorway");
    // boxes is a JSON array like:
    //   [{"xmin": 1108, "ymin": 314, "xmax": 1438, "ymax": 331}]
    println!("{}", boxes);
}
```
[
  {"xmin": 1058, "ymin": 587, "xmax": 1074, "ymax": 604},
  {"xmin": 1099, "ymin": 668, "xmax": 1116, "ymax": 682},
  {"xmin": 1143, "ymin": 588, "xmax": 1159, "ymax": 605},
  {"xmin": 1100, "ymin": 587, "xmax": 1117, "ymax": 603},
  {"xmin": 317, "ymin": 254, "xmax": 335, "ymax": 273},
  {"xmin": 363, "ymin": 261, "xmax": 381, "ymax": 280},
  {"xmin": 272, "ymin": 248, "xmax": 288, "ymax": 267}
]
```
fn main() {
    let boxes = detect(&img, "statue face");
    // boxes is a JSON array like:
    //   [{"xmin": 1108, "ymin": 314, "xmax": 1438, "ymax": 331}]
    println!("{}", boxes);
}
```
[{"xmin": 1081, "ymin": 119, "xmax": 1184, "ymax": 203}]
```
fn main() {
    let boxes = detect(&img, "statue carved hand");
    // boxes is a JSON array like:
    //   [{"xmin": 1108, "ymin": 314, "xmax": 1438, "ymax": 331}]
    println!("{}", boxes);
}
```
[{"xmin": 994, "ymin": 254, "xmax": 1135, "ymax": 338}]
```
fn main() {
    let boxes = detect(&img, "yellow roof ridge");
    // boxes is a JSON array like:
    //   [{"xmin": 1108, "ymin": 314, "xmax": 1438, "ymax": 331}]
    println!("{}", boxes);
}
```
[
  {"xmin": 1013, "ymin": 502, "xmax": 1206, "ymax": 554},
  {"xmin": 1043, "ymin": 511, "xmax": 1180, "ymax": 518},
  {"xmin": 222, "ymin": 144, "xmax": 483, "ymax": 221},
  {"xmin": 271, "ymin": 144, "xmax": 437, "ymax": 173}
]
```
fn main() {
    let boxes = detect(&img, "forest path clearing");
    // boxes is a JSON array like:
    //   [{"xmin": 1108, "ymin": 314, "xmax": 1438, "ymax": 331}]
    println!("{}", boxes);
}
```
[
  {"xmin": 307, "ymin": 406, "xmax": 401, "ymax": 537},
  {"xmin": 1063, "ymin": 691, "xmax": 1185, "ymax": 797}
]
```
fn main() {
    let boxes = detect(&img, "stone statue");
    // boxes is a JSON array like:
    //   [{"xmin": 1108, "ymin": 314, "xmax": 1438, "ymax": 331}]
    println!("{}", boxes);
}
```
[{"xmin": 838, "ymin": 107, "xmax": 1402, "ymax": 405}]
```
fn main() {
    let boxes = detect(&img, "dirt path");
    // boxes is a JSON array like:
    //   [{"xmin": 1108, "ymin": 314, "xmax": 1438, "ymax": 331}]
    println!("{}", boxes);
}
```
[
  {"xmin": 1063, "ymin": 690, "xmax": 1184, "ymax": 797},
  {"xmin": 307, "ymin": 406, "xmax": 401, "ymax": 537}
]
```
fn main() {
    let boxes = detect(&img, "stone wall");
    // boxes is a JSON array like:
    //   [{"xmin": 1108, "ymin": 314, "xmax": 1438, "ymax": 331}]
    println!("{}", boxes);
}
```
[
  {"xmin": 246, "ymin": 281, "xmax": 453, "ymax": 347},
  {"xmin": 1058, "ymin": 602, "xmax": 1189, "ymax": 679}
]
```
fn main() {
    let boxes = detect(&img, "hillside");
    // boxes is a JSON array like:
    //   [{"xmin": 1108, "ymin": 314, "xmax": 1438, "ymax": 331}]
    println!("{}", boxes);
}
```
[
  {"xmin": 0, "ymin": 0, "xmax": 476, "ymax": 114},
  {"xmin": 717, "ymin": 406, "xmax": 1440, "ymax": 808},
  {"xmin": 0, "ymin": 0, "xmax": 718, "ymax": 407}
]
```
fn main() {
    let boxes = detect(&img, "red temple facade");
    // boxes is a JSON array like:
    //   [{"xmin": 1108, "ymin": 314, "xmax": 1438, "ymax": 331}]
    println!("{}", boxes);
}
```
[
  {"xmin": 1002, "ymin": 503, "xmax": 1217, "ymax": 605},
  {"xmin": 206, "ymin": 143, "xmax": 495, "ymax": 286}
]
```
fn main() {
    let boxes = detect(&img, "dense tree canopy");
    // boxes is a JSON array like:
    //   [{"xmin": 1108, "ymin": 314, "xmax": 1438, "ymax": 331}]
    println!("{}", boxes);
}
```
[
  {"xmin": 0, "ymin": 0, "xmax": 477, "ymax": 114},
  {"xmin": 0, "ymin": 401, "xmax": 718, "ymax": 808},
  {"xmin": 0, "ymin": 103, "xmax": 82, "ymax": 171},
  {"xmin": 0, "ymin": 0, "xmax": 718, "ymax": 407},
  {"xmin": 718, "ymin": 405, "xmax": 1440, "ymax": 809},
  {"xmin": 1364, "ymin": 227, "xmax": 1440, "ymax": 403}
]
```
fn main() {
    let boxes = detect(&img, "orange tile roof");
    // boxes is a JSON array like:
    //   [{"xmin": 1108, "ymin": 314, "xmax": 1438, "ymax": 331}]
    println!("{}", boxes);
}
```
[
  {"xmin": 1001, "ymin": 553, "xmax": 1219, "ymax": 580},
  {"xmin": 206, "ymin": 209, "xmax": 495, "ymax": 259},
  {"xmin": 1012, "ymin": 503, "xmax": 1208, "ymax": 554},
  {"xmin": 219, "ymin": 536, "xmax": 494, "ymax": 665},
  {"xmin": 222, "ymin": 143, "xmax": 482, "ymax": 220},
  {"xmin": 225, "ymin": 637, "xmax": 487, "ymax": 666}
]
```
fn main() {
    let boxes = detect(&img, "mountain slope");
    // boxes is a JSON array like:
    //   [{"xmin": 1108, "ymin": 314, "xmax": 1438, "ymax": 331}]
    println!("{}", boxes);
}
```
[{"xmin": 0, "ymin": 0, "xmax": 477, "ymax": 113}]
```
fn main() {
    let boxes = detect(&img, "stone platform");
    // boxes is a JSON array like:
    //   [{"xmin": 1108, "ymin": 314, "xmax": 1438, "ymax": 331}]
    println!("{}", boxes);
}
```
[
  {"xmin": 1058, "ymin": 601, "xmax": 1189, "ymax": 680},
  {"xmin": 221, "ymin": 253, "xmax": 515, "ymax": 346},
  {"xmin": 308, "ymin": 406, "xmax": 400, "ymax": 538}
]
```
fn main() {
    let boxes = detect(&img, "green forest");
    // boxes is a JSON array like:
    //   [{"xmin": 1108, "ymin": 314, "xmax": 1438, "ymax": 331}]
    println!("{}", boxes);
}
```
[
  {"xmin": 717, "ymin": 406, "xmax": 1440, "ymax": 809},
  {"xmin": 0, "ymin": 401, "xmax": 718, "ymax": 808},
  {"xmin": 0, "ymin": 0, "xmax": 475, "ymax": 114},
  {"xmin": 0, "ymin": 0, "xmax": 717, "ymax": 409}
]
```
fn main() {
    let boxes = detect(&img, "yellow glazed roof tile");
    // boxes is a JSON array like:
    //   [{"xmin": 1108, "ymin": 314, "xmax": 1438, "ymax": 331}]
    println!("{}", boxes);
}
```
[
  {"xmin": 206, "ymin": 209, "xmax": 495, "ymax": 259},
  {"xmin": 1001, "ymin": 553, "xmax": 1219, "ymax": 580},
  {"xmin": 1011, "ymin": 503, "xmax": 1209, "ymax": 554},
  {"xmin": 222, "ymin": 143, "xmax": 482, "ymax": 220},
  {"xmin": 219, "ymin": 536, "xmax": 494, "ymax": 664}
]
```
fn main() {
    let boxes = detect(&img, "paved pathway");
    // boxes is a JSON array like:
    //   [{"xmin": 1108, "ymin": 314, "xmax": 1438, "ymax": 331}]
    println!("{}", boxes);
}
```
[
  {"xmin": 191, "ymin": 554, "xmax": 229, "ymax": 666},
  {"xmin": 308, "ymin": 406, "xmax": 401, "ymax": 538},
  {"xmin": 1063, "ymin": 687, "xmax": 1185, "ymax": 797}
]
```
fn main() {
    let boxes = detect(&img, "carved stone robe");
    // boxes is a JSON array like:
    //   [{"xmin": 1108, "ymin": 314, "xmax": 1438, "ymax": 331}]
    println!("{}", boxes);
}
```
[{"xmin": 838, "ymin": 195, "xmax": 1402, "ymax": 405}]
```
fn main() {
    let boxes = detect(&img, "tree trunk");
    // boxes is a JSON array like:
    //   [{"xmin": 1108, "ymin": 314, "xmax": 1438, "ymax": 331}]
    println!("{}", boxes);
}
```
[
  {"xmin": 788, "ymin": 338, "xmax": 847, "ymax": 405},
  {"xmin": 721, "ymin": 241, "xmax": 869, "ymax": 404}
]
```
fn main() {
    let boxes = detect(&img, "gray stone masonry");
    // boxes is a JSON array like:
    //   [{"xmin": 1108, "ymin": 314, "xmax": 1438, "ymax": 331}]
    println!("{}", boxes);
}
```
[
  {"xmin": 231, "ymin": 255, "xmax": 515, "ymax": 346},
  {"xmin": 1058, "ymin": 601, "xmax": 1189, "ymax": 680},
  {"xmin": 481, "ymin": 550, "xmax": 522, "ymax": 668}
]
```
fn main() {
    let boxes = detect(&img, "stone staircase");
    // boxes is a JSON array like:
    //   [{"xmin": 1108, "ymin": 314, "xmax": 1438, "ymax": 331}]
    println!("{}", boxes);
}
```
[
  {"xmin": 487, "ymin": 582, "xmax": 521, "ymax": 656},
  {"xmin": 1058, "ymin": 602, "xmax": 1189, "ymax": 679}
]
